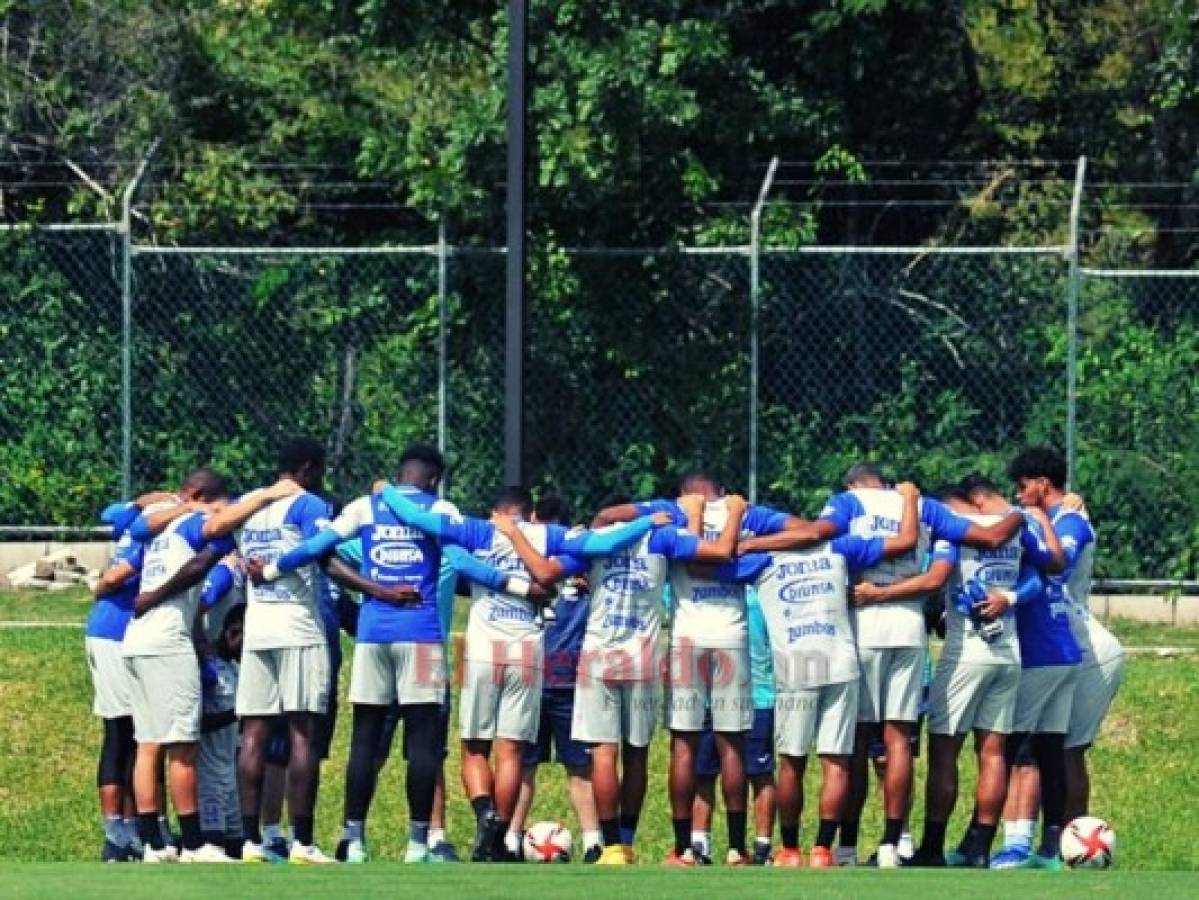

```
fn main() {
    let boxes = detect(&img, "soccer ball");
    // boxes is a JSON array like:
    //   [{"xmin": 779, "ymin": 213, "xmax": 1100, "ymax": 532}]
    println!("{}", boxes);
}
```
[
  {"xmin": 1060, "ymin": 816, "xmax": 1116, "ymax": 869},
  {"xmin": 522, "ymin": 821, "xmax": 572, "ymax": 863}
]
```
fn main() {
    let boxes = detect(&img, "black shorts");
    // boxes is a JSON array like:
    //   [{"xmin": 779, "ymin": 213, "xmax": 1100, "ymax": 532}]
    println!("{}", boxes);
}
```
[{"xmin": 522, "ymin": 689, "xmax": 590, "ymax": 770}]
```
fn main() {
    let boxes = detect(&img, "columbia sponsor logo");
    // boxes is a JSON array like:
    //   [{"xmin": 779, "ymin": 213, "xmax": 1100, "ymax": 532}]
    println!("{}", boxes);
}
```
[
  {"xmin": 601, "ymin": 570, "xmax": 653, "ymax": 593},
  {"xmin": 368, "ymin": 542, "xmax": 424, "ymax": 567},
  {"xmin": 787, "ymin": 621, "xmax": 835, "ymax": 642},
  {"xmin": 778, "ymin": 579, "xmax": 836, "ymax": 603}
]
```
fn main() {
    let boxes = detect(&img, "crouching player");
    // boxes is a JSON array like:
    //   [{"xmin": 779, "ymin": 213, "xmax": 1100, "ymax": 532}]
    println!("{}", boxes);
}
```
[
  {"xmin": 739, "ymin": 481, "xmax": 922, "ymax": 868},
  {"xmin": 198, "ymin": 603, "xmax": 245, "ymax": 856}
]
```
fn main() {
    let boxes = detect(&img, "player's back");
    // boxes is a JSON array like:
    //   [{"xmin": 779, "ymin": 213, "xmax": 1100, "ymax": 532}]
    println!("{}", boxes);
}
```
[
  {"xmin": 1050, "ymin": 507, "xmax": 1121, "ymax": 665},
  {"xmin": 939, "ymin": 513, "xmax": 1022, "ymax": 665},
  {"xmin": 123, "ymin": 513, "xmax": 210, "ymax": 657},
  {"xmin": 668, "ymin": 498, "xmax": 746, "ymax": 649},
  {"xmin": 463, "ymin": 520, "xmax": 546, "ymax": 660}
]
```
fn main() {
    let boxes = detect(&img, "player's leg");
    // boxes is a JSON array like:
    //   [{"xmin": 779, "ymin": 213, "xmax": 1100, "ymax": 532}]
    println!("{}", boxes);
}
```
[
  {"xmin": 400, "ymin": 702, "xmax": 443, "ymax": 861},
  {"xmin": 133, "ymin": 740, "xmax": 167, "ymax": 852},
  {"xmin": 591, "ymin": 742, "xmax": 621, "ymax": 842},
  {"xmin": 710, "ymin": 646, "xmax": 752, "ymax": 865},
  {"xmin": 775, "ymin": 753, "xmax": 806, "ymax": 866},
  {"xmin": 772, "ymin": 689, "xmax": 816, "ymax": 866},
  {"xmin": 667, "ymin": 730, "xmax": 700, "ymax": 862},
  {"xmin": 491, "ymin": 660, "xmax": 540, "ymax": 860},
  {"xmin": 1032, "ymin": 731, "xmax": 1068, "ymax": 859},
  {"xmin": 618, "ymin": 741, "xmax": 649, "ymax": 853},
  {"xmin": 567, "ymin": 763, "xmax": 600, "ymax": 861},
  {"xmin": 508, "ymin": 695, "xmax": 550, "ymax": 855},
  {"xmin": 814, "ymin": 754, "xmax": 850, "ymax": 866},
  {"xmin": 665, "ymin": 639, "xmax": 705, "ymax": 864},
  {"xmin": 1065, "ymin": 654, "xmax": 1124, "ymax": 820},
  {"xmin": 691, "ymin": 772, "xmax": 716, "ymax": 863},
  {"xmin": 238, "ymin": 717, "xmax": 270, "ymax": 851},
  {"xmin": 745, "ymin": 707, "xmax": 777, "ymax": 864},
  {"xmin": 811, "ymin": 680, "xmax": 857, "ymax": 868},
  {"xmin": 876, "ymin": 648, "xmax": 922, "ymax": 860},
  {"xmin": 841, "ymin": 650, "xmax": 883, "ymax": 866},
  {"xmin": 341, "ymin": 702, "xmax": 389, "ymax": 861},
  {"xmin": 492, "ymin": 738, "xmax": 525, "ymax": 859},
  {"xmin": 284, "ymin": 713, "xmax": 320, "ymax": 853},
  {"xmin": 97, "ymin": 716, "xmax": 136, "ymax": 860},
  {"xmin": 280, "ymin": 644, "xmax": 332, "ymax": 862},
  {"xmin": 963, "ymin": 728, "xmax": 1008, "ymax": 863},
  {"xmin": 260, "ymin": 720, "xmax": 290, "ymax": 859},
  {"xmin": 166, "ymin": 742, "xmax": 205, "ymax": 854},
  {"xmin": 547, "ymin": 685, "xmax": 599, "ymax": 860},
  {"xmin": 714, "ymin": 731, "xmax": 749, "ymax": 863}
]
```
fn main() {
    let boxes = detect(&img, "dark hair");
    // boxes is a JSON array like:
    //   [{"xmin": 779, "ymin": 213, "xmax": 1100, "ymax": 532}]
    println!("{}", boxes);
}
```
[
  {"xmin": 534, "ymin": 494, "xmax": 567, "ymax": 524},
  {"xmin": 932, "ymin": 483, "xmax": 970, "ymax": 504},
  {"xmin": 181, "ymin": 467, "xmax": 229, "ymax": 501},
  {"xmin": 493, "ymin": 485, "xmax": 533, "ymax": 517},
  {"xmin": 277, "ymin": 437, "xmax": 326, "ymax": 475},
  {"xmin": 960, "ymin": 471, "xmax": 1001, "ymax": 497},
  {"xmin": 598, "ymin": 492, "xmax": 633, "ymax": 510},
  {"xmin": 221, "ymin": 602, "xmax": 246, "ymax": 633},
  {"xmin": 322, "ymin": 493, "xmax": 345, "ymax": 517},
  {"xmin": 676, "ymin": 468, "xmax": 721, "ymax": 496},
  {"xmin": 845, "ymin": 462, "xmax": 885, "ymax": 488},
  {"xmin": 1007, "ymin": 446, "xmax": 1067, "ymax": 489},
  {"xmin": 397, "ymin": 443, "xmax": 445, "ymax": 486}
]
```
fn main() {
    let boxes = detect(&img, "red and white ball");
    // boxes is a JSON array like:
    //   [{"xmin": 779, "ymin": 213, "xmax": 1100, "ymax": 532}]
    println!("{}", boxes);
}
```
[
  {"xmin": 1061, "ymin": 816, "xmax": 1116, "ymax": 869},
  {"xmin": 522, "ymin": 821, "xmax": 573, "ymax": 863}
]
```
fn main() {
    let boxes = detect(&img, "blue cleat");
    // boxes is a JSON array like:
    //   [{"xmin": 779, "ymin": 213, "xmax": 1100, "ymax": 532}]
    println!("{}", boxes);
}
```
[
  {"xmin": 428, "ymin": 840, "xmax": 461, "ymax": 863},
  {"xmin": 989, "ymin": 846, "xmax": 1033, "ymax": 869}
]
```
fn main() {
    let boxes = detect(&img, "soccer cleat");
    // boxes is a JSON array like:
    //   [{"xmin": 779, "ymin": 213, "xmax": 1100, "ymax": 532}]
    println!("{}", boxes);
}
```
[
  {"xmin": 142, "ymin": 845, "xmax": 179, "ymax": 864},
  {"xmin": 428, "ymin": 840, "xmax": 460, "ymax": 863},
  {"xmin": 622, "ymin": 845, "xmax": 636, "ymax": 864},
  {"xmin": 835, "ymin": 846, "xmax": 857, "ymax": 867},
  {"xmin": 875, "ymin": 844, "xmax": 900, "ymax": 869},
  {"xmin": 949, "ymin": 852, "xmax": 989, "ymax": 868},
  {"xmin": 901, "ymin": 848, "xmax": 946, "ymax": 867},
  {"xmin": 404, "ymin": 843, "xmax": 431, "ymax": 864},
  {"xmin": 751, "ymin": 843, "xmax": 772, "ymax": 866},
  {"xmin": 944, "ymin": 847, "xmax": 968, "ymax": 866},
  {"xmin": 774, "ymin": 847, "xmax": 804, "ymax": 868},
  {"xmin": 180, "ymin": 843, "xmax": 236, "ymax": 863},
  {"xmin": 898, "ymin": 832, "xmax": 915, "ymax": 861},
  {"xmin": 989, "ymin": 846, "xmax": 1033, "ymax": 869},
  {"xmin": 265, "ymin": 838, "xmax": 290, "ymax": 862},
  {"xmin": 809, "ymin": 846, "xmax": 835, "ymax": 868},
  {"xmin": 690, "ymin": 842, "xmax": 713, "ymax": 866},
  {"xmin": 725, "ymin": 848, "xmax": 749, "ymax": 866},
  {"xmin": 1029, "ymin": 851, "xmax": 1064, "ymax": 871},
  {"xmin": 583, "ymin": 844, "xmax": 603, "ymax": 864},
  {"xmin": 596, "ymin": 845, "xmax": 630, "ymax": 866},
  {"xmin": 101, "ymin": 839, "xmax": 130, "ymax": 863},
  {"xmin": 471, "ymin": 813, "xmax": 498, "ymax": 863},
  {"xmin": 242, "ymin": 841, "xmax": 268, "ymax": 863},
  {"xmin": 289, "ymin": 843, "xmax": 335, "ymax": 865},
  {"xmin": 663, "ymin": 848, "xmax": 697, "ymax": 867}
]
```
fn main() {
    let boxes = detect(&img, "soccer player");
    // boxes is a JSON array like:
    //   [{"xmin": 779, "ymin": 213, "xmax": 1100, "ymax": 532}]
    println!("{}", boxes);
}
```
[
  {"xmin": 738, "ymin": 481, "xmax": 922, "ymax": 868},
  {"xmin": 492, "ymin": 491, "xmax": 748, "ymax": 865},
  {"xmin": 375, "ymin": 484, "xmax": 669, "ymax": 862},
  {"xmin": 200, "ymin": 438, "xmax": 338, "ymax": 864},
  {"xmin": 253, "ymin": 446, "xmax": 531, "ymax": 864},
  {"xmin": 906, "ymin": 485, "xmax": 1060, "ymax": 868},
  {"xmin": 813, "ymin": 463, "xmax": 1027, "ymax": 866},
  {"xmin": 198, "ymin": 603, "xmax": 244, "ymax": 855},
  {"xmin": 506, "ymin": 495, "xmax": 602, "ymax": 864},
  {"xmin": 122, "ymin": 468, "xmax": 239, "ymax": 863},
  {"xmin": 1008, "ymin": 448, "xmax": 1125, "ymax": 823}
]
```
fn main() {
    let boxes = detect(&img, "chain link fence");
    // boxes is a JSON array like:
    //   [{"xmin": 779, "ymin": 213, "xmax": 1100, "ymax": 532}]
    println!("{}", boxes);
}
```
[{"xmin": 0, "ymin": 226, "xmax": 1195, "ymax": 579}]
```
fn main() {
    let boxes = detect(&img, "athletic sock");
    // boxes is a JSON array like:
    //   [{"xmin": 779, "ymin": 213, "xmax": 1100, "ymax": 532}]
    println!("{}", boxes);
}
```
[
  {"xmin": 583, "ymin": 829, "xmax": 602, "ymax": 851},
  {"xmin": 754, "ymin": 835, "xmax": 771, "ymax": 851},
  {"xmin": 123, "ymin": 818, "xmax": 143, "ymax": 850},
  {"xmin": 691, "ymin": 830, "xmax": 710, "ymax": 856},
  {"xmin": 103, "ymin": 815, "xmax": 127, "ymax": 847},
  {"xmin": 158, "ymin": 816, "xmax": 174, "ymax": 848},
  {"xmin": 971, "ymin": 823, "xmax": 998, "ymax": 858},
  {"xmin": 1039, "ymin": 824, "xmax": 1063, "ymax": 858},
  {"xmin": 672, "ymin": 818, "xmax": 691, "ymax": 855},
  {"xmin": 503, "ymin": 829, "xmax": 521, "ymax": 855},
  {"xmin": 618, "ymin": 812, "xmax": 639, "ymax": 846},
  {"xmin": 781, "ymin": 824, "xmax": 800, "ymax": 850},
  {"xmin": 1004, "ymin": 818, "xmax": 1035, "ymax": 851},
  {"xmin": 600, "ymin": 819, "xmax": 621, "ymax": 846},
  {"xmin": 410, "ymin": 820, "xmax": 430, "ymax": 848},
  {"xmin": 921, "ymin": 819, "xmax": 947, "ymax": 855},
  {"xmin": 138, "ymin": 813, "xmax": 165, "ymax": 850},
  {"xmin": 816, "ymin": 819, "xmax": 838, "ymax": 849},
  {"xmin": 727, "ymin": 812, "xmax": 747, "ymax": 853},
  {"xmin": 292, "ymin": 815, "xmax": 314, "ymax": 847},
  {"xmin": 342, "ymin": 819, "xmax": 365, "ymax": 843},
  {"xmin": 882, "ymin": 817, "xmax": 904, "ymax": 846},
  {"xmin": 428, "ymin": 827, "xmax": 447, "ymax": 847},
  {"xmin": 242, "ymin": 815, "xmax": 262, "ymax": 845},
  {"xmin": 178, "ymin": 813, "xmax": 203, "ymax": 851},
  {"xmin": 471, "ymin": 795, "xmax": 495, "ymax": 822},
  {"xmin": 262, "ymin": 823, "xmax": 284, "ymax": 845},
  {"xmin": 840, "ymin": 818, "xmax": 860, "ymax": 849},
  {"xmin": 493, "ymin": 820, "xmax": 511, "ymax": 859}
]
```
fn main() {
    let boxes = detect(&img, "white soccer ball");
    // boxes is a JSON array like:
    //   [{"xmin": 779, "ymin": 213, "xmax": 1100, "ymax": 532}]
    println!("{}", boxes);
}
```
[
  {"xmin": 522, "ymin": 821, "xmax": 572, "ymax": 863},
  {"xmin": 1061, "ymin": 816, "xmax": 1116, "ymax": 869}
]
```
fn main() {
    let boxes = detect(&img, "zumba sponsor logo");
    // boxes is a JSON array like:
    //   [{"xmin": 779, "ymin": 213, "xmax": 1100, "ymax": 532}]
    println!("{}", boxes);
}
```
[{"xmin": 786, "ymin": 620, "xmax": 836, "ymax": 642}]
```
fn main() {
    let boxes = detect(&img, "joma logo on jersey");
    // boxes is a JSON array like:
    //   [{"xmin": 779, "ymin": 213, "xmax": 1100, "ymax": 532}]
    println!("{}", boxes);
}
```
[
  {"xmin": 976, "ymin": 545, "xmax": 1021, "ymax": 562},
  {"xmin": 602, "ymin": 571, "xmax": 653, "ymax": 593},
  {"xmin": 368, "ymin": 542, "xmax": 424, "ymax": 567},
  {"xmin": 778, "ymin": 579, "xmax": 836, "ymax": 603},
  {"xmin": 869, "ymin": 514, "xmax": 900, "ymax": 533},
  {"xmin": 242, "ymin": 527, "xmax": 283, "ymax": 544},
  {"xmin": 777, "ymin": 557, "xmax": 833, "ymax": 578},
  {"xmin": 373, "ymin": 524, "xmax": 423, "ymax": 541}
]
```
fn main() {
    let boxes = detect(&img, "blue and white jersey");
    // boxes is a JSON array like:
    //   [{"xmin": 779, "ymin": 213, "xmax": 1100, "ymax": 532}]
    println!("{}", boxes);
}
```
[
  {"xmin": 754, "ymin": 537, "xmax": 885, "ymax": 689},
  {"xmin": 746, "ymin": 587, "xmax": 775, "ymax": 710},
  {"xmin": 543, "ymin": 581, "xmax": 590, "ymax": 689},
  {"xmin": 1049, "ymin": 507, "xmax": 1122, "ymax": 667},
  {"xmin": 1015, "ymin": 514, "xmax": 1082, "ymax": 668},
  {"xmin": 123, "ymin": 512, "xmax": 235, "ymax": 657},
  {"xmin": 639, "ymin": 498, "xmax": 790, "ymax": 650},
  {"xmin": 199, "ymin": 555, "xmax": 246, "ymax": 645},
  {"xmin": 235, "ymin": 490, "xmax": 332, "ymax": 651},
  {"xmin": 86, "ymin": 531, "xmax": 145, "ymax": 642},
  {"xmin": 819, "ymin": 488, "xmax": 970, "ymax": 648}
]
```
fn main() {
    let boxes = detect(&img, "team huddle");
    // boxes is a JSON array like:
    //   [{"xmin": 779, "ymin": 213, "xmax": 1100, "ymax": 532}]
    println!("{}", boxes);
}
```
[{"xmin": 82, "ymin": 438, "xmax": 1124, "ymax": 869}]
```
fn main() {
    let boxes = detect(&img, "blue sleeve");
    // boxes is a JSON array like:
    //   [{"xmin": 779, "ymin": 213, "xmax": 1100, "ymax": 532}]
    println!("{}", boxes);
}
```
[
  {"xmin": 712, "ymin": 552, "xmax": 771, "ymax": 583},
  {"xmin": 102, "ymin": 502, "xmax": 140, "ymax": 539},
  {"xmin": 442, "ymin": 545, "xmax": 510, "ymax": 592},
  {"xmin": 200, "ymin": 564, "xmax": 234, "ymax": 607},
  {"xmin": 285, "ymin": 494, "xmax": 332, "ymax": 540},
  {"xmin": 743, "ymin": 504, "xmax": 791, "ymax": 536},
  {"xmin": 634, "ymin": 499, "xmax": 685, "ymax": 526},
  {"xmin": 649, "ymin": 527, "xmax": 700, "ymax": 561},
  {"xmin": 277, "ymin": 527, "xmax": 343, "ymax": 573},
  {"xmin": 832, "ymin": 536, "xmax": 886, "ymax": 573},
  {"xmin": 127, "ymin": 513, "xmax": 155, "ymax": 543},
  {"xmin": 1014, "ymin": 562, "xmax": 1043, "ymax": 605},
  {"xmin": 1054, "ymin": 514, "xmax": 1094, "ymax": 569},
  {"xmin": 930, "ymin": 538, "xmax": 959, "ymax": 566},
  {"xmin": 1018, "ymin": 522, "xmax": 1055, "ymax": 571},
  {"xmin": 205, "ymin": 534, "xmax": 237, "ymax": 556},
  {"xmin": 816, "ymin": 492, "xmax": 856, "ymax": 535},
  {"xmin": 379, "ymin": 485, "xmax": 494, "ymax": 550},
  {"xmin": 177, "ymin": 514, "xmax": 208, "ymax": 552},
  {"xmin": 554, "ymin": 553, "xmax": 590, "ymax": 577},
  {"xmin": 557, "ymin": 517, "xmax": 656, "ymax": 556},
  {"xmin": 921, "ymin": 498, "xmax": 971, "ymax": 543},
  {"xmin": 113, "ymin": 537, "xmax": 145, "ymax": 571}
]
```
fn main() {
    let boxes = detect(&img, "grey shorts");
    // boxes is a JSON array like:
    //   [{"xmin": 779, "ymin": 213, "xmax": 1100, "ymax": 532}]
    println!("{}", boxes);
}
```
[
  {"xmin": 349, "ymin": 641, "xmax": 446, "ymax": 707},
  {"xmin": 928, "ymin": 658, "xmax": 1020, "ymax": 736},
  {"xmin": 237, "ymin": 645, "xmax": 330, "ymax": 717},
  {"xmin": 571, "ymin": 679, "xmax": 659, "ymax": 748},
  {"xmin": 857, "ymin": 646, "xmax": 923, "ymax": 724},
  {"xmin": 86, "ymin": 637, "xmax": 132, "ymax": 719},
  {"xmin": 1066, "ymin": 655, "xmax": 1125, "ymax": 750},
  {"xmin": 666, "ymin": 644, "xmax": 752, "ymax": 733},
  {"xmin": 1013, "ymin": 666, "xmax": 1076, "ymax": 734},
  {"xmin": 774, "ymin": 682, "xmax": 857, "ymax": 758},
  {"xmin": 125, "ymin": 653, "xmax": 201, "ymax": 745},
  {"xmin": 459, "ymin": 658, "xmax": 541, "ymax": 743}
]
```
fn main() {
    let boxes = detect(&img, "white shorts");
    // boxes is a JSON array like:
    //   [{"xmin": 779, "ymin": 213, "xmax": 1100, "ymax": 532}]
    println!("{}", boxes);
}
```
[
  {"xmin": 349, "ymin": 641, "xmax": 446, "ymax": 706},
  {"xmin": 125, "ymin": 653, "xmax": 201, "ymax": 745},
  {"xmin": 928, "ymin": 658, "xmax": 1020, "ymax": 736},
  {"xmin": 774, "ymin": 682, "xmax": 857, "ymax": 758},
  {"xmin": 1066, "ymin": 655, "xmax": 1125, "ymax": 750},
  {"xmin": 857, "ymin": 646, "xmax": 923, "ymax": 723},
  {"xmin": 666, "ymin": 644, "xmax": 752, "ymax": 733},
  {"xmin": 237, "ymin": 645, "xmax": 330, "ymax": 716},
  {"xmin": 86, "ymin": 637, "xmax": 132, "ymax": 719},
  {"xmin": 571, "ymin": 678, "xmax": 659, "ymax": 748},
  {"xmin": 459, "ymin": 658, "xmax": 541, "ymax": 742},
  {"xmin": 1013, "ymin": 666, "xmax": 1076, "ymax": 734}
]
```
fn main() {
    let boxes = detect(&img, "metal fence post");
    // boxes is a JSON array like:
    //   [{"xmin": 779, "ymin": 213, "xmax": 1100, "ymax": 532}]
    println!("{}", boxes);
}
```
[
  {"xmin": 437, "ymin": 214, "xmax": 449, "ymax": 466},
  {"xmin": 1066, "ymin": 155, "xmax": 1087, "ymax": 489},
  {"xmin": 119, "ymin": 140, "xmax": 159, "ymax": 497},
  {"xmin": 748, "ymin": 157, "xmax": 778, "ymax": 504}
]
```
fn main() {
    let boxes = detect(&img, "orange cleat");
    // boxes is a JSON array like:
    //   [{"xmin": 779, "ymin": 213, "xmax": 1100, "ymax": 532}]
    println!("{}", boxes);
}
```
[
  {"xmin": 809, "ymin": 846, "xmax": 835, "ymax": 868},
  {"xmin": 774, "ymin": 847, "xmax": 805, "ymax": 868},
  {"xmin": 664, "ymin": 848, "xmax": 696, "ymax": 867}
]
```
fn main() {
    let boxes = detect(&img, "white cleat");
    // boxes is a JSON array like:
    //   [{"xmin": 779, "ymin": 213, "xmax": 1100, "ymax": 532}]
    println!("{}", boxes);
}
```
[
  {"xmin": 142, "ymin": 845, "xmax": 180, "ymax": 864},
  {"xmin": 242, "ymin": 840, "xmax": 268, "ymax": 863},
  {"xmin": 876, "ymin": 844, "xmax": 900, "ymax": 869},
  {"xmin": 290, "ymin": 843, "xmax": 336, "ymax": 865},
  {"xmin": 835, "ymin": 846, "xmax": 858, "ymax": 867},
  {"xmin": 180, "ymin": 843, "xmax": 236, "ymax": 863}
]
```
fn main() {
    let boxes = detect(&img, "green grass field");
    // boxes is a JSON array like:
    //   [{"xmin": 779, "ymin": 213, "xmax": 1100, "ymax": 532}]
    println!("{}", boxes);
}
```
[{"xmin": 2, "ymin": 587, "xmax": 1197, "ymax": 884}]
